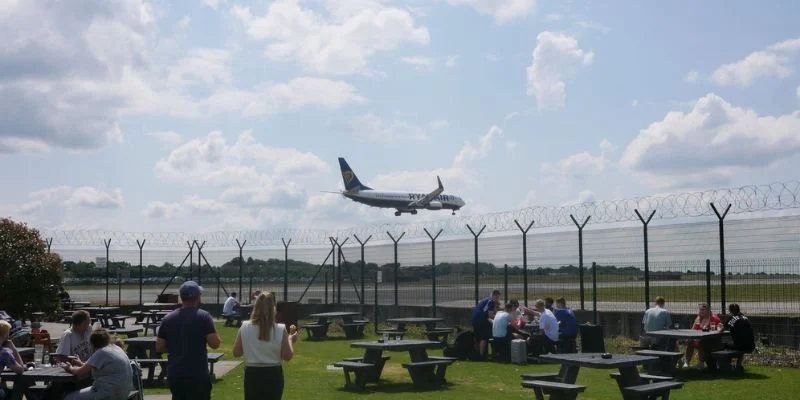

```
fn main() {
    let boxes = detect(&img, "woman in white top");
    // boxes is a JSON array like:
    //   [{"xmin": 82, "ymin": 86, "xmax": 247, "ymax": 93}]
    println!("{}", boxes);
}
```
[{"xmin": 233, "ymin": 291, "xmax": 298, "ymax": 400}]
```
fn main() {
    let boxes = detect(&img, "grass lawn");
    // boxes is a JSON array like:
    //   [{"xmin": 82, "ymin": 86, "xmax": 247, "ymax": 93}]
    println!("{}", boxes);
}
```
[{"xmin": 143, "ymin": 320, "xmax": 799, "ymax": 399}]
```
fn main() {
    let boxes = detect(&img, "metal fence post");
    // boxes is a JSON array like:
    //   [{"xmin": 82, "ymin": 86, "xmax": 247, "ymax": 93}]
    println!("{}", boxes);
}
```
[
  {"xmin": 592, "ymin": 261, "xmax": 598, "ymax": 324},
  {"xmin": 387, "ymin": 232, "xmax": 405, "ymax": 306},
  {"xmin": 236, "ymin": 239, "xmax": 246, "ymax": 302},
  {"xmin": 282, "ymin": 238, "xmax": 291, "ymax": 302},
  {"xmin": 711, "ymin": 202, "xmax": 731, "ymax": 315},
  {"xmin": 103, "ymin": 238, "xmax": 111, "ymax": 307},
  {"xmin": 706, "ymin": 259, "xmax": 712, "ymax": 308},
  {"xmin": 354, "ymin": 235, "xmax": 372, "ymax": 306},
  {"xmin": 570, "ymin": 215, "xmax": 590, "ymax": 310},
  {"xmin": 194, "ymin": 240, "xmax": 205, "ymax": 286},
  {"xmin": 514, "ymin": 219, "xmax": 535, "ymax": 307},
  {"xmin": 187, "ymin": 241, "xmax": 194, "ymax": 282},
  {"xmin": 635, "ymin": 209, "xmax": 656, "ymax": 310},
  {"xmin": 467, "ymin": 224, "xmax": 486, "ymax": 304},
  {"xmin": 503, "ymin": 264, "xmax": 508, "ymax": 301},
  {"xmin": 424, "ymin": 228, "xmax": 443, "ymax": 318},
  {"xmin": 136, "ymin": 239, "xmax": 145, "ymax": 306}
]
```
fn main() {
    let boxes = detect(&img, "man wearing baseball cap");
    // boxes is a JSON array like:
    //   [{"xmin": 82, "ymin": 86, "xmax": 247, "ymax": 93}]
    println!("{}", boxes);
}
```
[{"xmin": 156, "ymin": 281, "xmax": 221, "ymax": 400}]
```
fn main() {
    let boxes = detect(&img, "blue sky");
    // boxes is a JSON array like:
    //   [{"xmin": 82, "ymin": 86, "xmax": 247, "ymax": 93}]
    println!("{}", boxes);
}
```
[{"xmin": 1, "ymin": 0, "xmax": 799, "ymax": 233}]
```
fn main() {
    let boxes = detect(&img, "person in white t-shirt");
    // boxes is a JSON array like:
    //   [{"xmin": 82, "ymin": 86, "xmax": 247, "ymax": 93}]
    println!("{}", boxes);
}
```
[
  {"xmin": 233, "ymin": 291, "xmax": 298, "ymax": 400},
  {"xmin": 56, "ymin": 310, "xmax": 94, "ymax": 362},
  {"xmin": 223, "ymin": 292, "xmax": 240, "ymax": 316},
  {"xmin": 525, "ymin": 299, "xmax": 559, "ymax": 357}
]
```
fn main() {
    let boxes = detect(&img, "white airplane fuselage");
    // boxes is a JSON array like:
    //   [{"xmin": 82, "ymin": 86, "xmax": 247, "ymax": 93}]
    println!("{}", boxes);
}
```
[{"xmin": 343, "ymin": 189, "xmax": 465, "ymax": 213}]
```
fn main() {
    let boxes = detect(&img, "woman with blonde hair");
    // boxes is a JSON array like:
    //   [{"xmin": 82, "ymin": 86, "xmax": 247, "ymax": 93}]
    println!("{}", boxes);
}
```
[{"xmin": 233, "ymin": 291, "xmax": 298, "ymax": 400}]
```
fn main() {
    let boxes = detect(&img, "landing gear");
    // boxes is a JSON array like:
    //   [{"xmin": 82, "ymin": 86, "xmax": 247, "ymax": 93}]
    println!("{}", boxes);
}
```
[
  {"xmin": 394, "ymin": 211, "xmax": 401, "ymax": 216},
  {"xmin": 411, "ymin": 210, "xmax": 417, "ymax": 215},
  {"xmin": 452, "ymin": 211, "xmax": 456, "ymax": 215}
]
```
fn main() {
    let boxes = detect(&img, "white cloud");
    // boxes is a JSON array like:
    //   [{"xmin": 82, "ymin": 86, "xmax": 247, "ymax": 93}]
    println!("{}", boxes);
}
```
[
  {"xmin": 445, "ymin": 55, "xmax": 458, "ymax": 68},
  {"xmin": 19, "ymin": 185, "xmax": 125, "ymax": 215},
  {"xmin": 178, "ymin": 16, "xmax": 191, "ymax": 29},
  {"xmin": 454, "ymin": 125, "xmax": 503, "ymax": 166},
  {"xmin": 203, "ymin": 0, "xmax": 224, "ymax": 10},
  {"xmin": 504, "ymin": 111, "xmax": 520, "ymax": 121},
  {"xmin": 369, "ymin": 125, "xmax": 504, "ymax": 192},
  {"xmin": 183, "ymin": 195, "xmax": 225, "ymax": 215},
  {"xmin": 232, "ymin": 0, "xmax": 430, "ymax": 76},
  {"xmin": 541, "ymin": 139, "xmax": 616, "ymax": 182},
  {"xmin": 401, "ymin": 56, "xmax": 435, "ymax": 69},
  {"xmin": 444, "ymin": 0, "xmax": 537, "ymax": 24},
  {"xmin": 685, "ymin": 69, "xmax": 699, "ymax": 83},
  {"xmin": 526, "ymin": 31, "xmax": 594, "ymax": 111},
  {"xmin": 345, "ymin": 113, "xmax": 430, "ymax": 143},
  {"xmin": 0, "ymin": 0, "xmax": 150, "ymax": 153},
  {"xmin": 631, "ymin": 99, "xmax": 639, "ymax": 108},
  {"xmin": 505, "ymin": 141, "xmax": 517, "ymax": 151},
  {"xmin": 429, "ymin": 119, "xmax": 450, "ymax": 130},
  {"xmin": 575, "ymin": 20, "xmax": 609, "ymax": 34},
  {"xmin": 0, "ymin": 137, "xmax": 51, "ymax": 154},
  {"xmin": 620, "ymin": 93, "xmax": 800, "ymax": 187},
  {"xmin": 710, "ymin": 37, "xmax": 800, "ymax": 86},
  {"xmin": 0, "ymin": 1, "xmax": 367, "ymax": 155},
  {"xmin": 142, "ymin": 201, "xmax": 182, "ymax": 219},
  {"xmin": 147, "ymin": 131, "xmax": 183, "ymax": 146}
]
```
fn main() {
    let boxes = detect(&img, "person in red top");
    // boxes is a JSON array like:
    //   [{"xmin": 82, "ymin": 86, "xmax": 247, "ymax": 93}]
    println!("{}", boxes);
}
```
[{"xmin": 683, "ymin": 303, "xmax": 721, "ymax": 369}]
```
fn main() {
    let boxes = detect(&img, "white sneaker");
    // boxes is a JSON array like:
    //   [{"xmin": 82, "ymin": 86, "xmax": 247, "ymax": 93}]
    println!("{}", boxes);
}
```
[{"xmin": 682, "ymin": 361, "xmax": 689, "ymax": 368}]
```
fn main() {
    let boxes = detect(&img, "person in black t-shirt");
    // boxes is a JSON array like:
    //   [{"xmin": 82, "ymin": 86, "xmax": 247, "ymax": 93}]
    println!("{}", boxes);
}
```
[{"xmin": 723, "ymin": 303, "xmax": 755, "ymax": 354}]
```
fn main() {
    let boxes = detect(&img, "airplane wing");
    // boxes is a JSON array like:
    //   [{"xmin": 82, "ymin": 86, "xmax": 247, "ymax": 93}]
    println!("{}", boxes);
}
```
[{"xmin": 408, "ymin": 176, "xmax": 444, "ymax": 208}]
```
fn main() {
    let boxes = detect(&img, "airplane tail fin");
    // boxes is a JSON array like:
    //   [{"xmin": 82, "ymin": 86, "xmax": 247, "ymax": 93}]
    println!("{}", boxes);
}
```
[{"xmin": 338, "ymin": 157, "xmax": 372, "ymax": 191}]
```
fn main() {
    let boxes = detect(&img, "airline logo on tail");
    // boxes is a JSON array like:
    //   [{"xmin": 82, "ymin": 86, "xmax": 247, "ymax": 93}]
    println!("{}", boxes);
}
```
[{"xmin": 338, "ymin": 157, "xmax": 372, "ymax": 192}]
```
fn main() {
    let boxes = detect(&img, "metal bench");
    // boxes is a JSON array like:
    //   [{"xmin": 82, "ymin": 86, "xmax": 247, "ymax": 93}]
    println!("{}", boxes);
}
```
[
  {"xmin": 521, "ymin": 379, "xmax": 586, "ymax": 400},
  {"xmin": 401, "ymin": 358, "xmax": 455, "ymax": 388},
  {"xmin": 711, "ymin": 349, "xmax": 745, "ymax": 373},
  {"xmin": 609, "ymin": 371, "xmax": 674, "ymax": 384},
  {"xmin": 520, "ymin": 372, "xmax": 561, "ymax": 382},
  {"xmin": 299, "ymin": 323, "xmax": 329, "ymax": 340},
  {"xmin": 424, "ymin": 328, "xmax": 453, "ymax": 342},
  {"xmin": 111, "ymin": 315, "xmax": 130, "ymax": 328},
  {"xmin": 635, "ymin": 349, "xmax": 683, "ymax": 376},
  {"xmin": 131, "ymin": 311, "xmax": 145, "ymax": 325},
  {"xmin": 207, "ymin": 352, "xmax": 224, "ymax": 381},
  {"xmin": 340, "ymin": 322, "xmax": 367, "ymax": 339},
  {"xmin": 622, "ymin": 381, "xmax": 684, "ymax": 399},
  {"xmin": 343, "ymin": 355, "xmax": 391, "ymax": 382},
  {"xmin": 332, "ymin": 361, "xmax": 375, "ymax": 389}
]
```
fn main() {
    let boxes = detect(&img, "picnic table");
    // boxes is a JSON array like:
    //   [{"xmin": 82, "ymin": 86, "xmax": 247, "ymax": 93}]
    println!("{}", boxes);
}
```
[
  {"xmin": 124, "ymin": 336, "xmax": 160, "ymax": 360},
  {"xmin": 382, "ymin": 317, "xmax": 451, "ymax": 342},
  {"xmin": 223, "ymin": 305, "xmax": 252, "ymax": 327},
  {"xmin": 107, "ymin": 327, "xmax": 143, "ymax": 338},
  {"xmin": 1, "ymin": 366, "xmax": 90, "ymax": 400},
  {"xmin": 334, "ymin": 339, "xmax": 453, "ymax": 390},
  {"xmin": 301, "ymin": 312, "xmax": 365, "ymax": 340},
  {"xmin": 528, "ymin": 352, "xmax": 684, "ymax": 399},
  {"xmin": 645, "ymin": 329, "xmax": 727, "ymax": 372}
]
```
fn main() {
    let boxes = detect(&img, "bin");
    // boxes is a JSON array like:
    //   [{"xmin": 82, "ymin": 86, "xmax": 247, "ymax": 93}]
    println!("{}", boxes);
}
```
[{"xmin": 579, "ymin": 324, "xmax": 605, "ymax": 353}]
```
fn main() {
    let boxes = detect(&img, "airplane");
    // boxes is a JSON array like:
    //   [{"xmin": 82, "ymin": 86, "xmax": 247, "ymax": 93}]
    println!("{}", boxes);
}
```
[{"xmin": 333, "ymin": 157, "xmax": 466, "ymax": 216}]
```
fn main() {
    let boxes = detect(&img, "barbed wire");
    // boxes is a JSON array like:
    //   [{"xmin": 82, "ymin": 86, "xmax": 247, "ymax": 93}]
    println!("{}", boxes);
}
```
[{"xmin": 41, "ymin": 180, "xmax": 800, "ymax": 247}]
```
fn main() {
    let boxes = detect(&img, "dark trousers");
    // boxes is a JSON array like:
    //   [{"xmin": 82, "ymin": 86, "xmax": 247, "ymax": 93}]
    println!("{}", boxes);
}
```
[
  {"xmin": 168, "ymin": 375, "xmax": 211, "ymax": 400},
  {"xmin": 245, "ymin": 366, "xmax": 284, "ymax": 400},
  {"xmin": 529, "ymin": 334, "xmax": 557, "ymax": 357}
]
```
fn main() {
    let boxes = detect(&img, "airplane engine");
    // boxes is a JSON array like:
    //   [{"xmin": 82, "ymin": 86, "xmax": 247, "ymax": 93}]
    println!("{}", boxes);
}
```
[{"xmin": 427, "ymin": 201, "xmax": 443, "ymax": 209}]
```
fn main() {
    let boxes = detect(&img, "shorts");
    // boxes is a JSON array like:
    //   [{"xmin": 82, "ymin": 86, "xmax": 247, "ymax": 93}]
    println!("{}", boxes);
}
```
[{"xmin": 473, "ymin": 321, "xmax": 492, "ymax": 340}]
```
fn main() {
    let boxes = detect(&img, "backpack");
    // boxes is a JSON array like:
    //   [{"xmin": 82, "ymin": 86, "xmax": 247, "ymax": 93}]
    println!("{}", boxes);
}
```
[{"xmin": 444, "ymin": 330, "xmax": 480, "ymax": 360}]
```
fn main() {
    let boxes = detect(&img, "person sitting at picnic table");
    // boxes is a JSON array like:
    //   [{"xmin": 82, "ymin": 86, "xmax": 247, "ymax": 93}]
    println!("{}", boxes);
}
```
[
  {"xmin": 491, "ymin": 302, "xmax": 515, "ymax": 342},
  {"xmin": 525, "ymin": 299, "xmax": 559, "ymax": 358},
  {"xmin": 62, "ymin": 328, "xmax": 132, "ymax": 400},
  {"xmin": 57, "ymin": 310, "xmax": 94, "ymax": 362},
  {"xmin": 682, "ymin": 302, "xmax": 721, "ymax": 369},
  {"xmin": 223, "ymin": 292, "xmax": 240, "ymax": 316},
  {"xmin": 553, "ymin": 297, "xmax": 578, "ymax": 353},
  {"xmin": 640, "ymin": 296, "xmax": 672, "ymax": 349},
  {"xmin": 722, "ymin": 303, "xmax": 756, "ymax": 355},
  {"xmin": 1, "ymin": 320, "xmax": 26, "ymax": 400},
  {"xmin": 233, "ymin": 291, "xmax": 298, "ymax": 400}
]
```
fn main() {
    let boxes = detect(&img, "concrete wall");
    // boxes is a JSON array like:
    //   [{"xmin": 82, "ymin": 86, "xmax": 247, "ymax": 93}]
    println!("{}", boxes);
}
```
[{"xmin": 107, "ymin": 303, "xmax": 800, "ymax": 348}]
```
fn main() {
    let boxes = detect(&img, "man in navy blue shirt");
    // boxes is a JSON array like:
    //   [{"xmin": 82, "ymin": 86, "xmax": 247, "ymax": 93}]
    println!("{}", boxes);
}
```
[
  {"xmin": 472, "ymin": 290, "xmax": 500, "ymax": 360},
  {"xmin": 156, "ymin": 281, "xmax": 221, "ymax": 400},
  {"xmin": 553, "ymin": 297, "xmax": 578, "ymax": 353}
]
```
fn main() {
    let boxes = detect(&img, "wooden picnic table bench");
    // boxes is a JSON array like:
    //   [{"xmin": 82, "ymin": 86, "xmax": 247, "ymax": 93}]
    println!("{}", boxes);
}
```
[
  {"xmin": 424, "ymin": 328, "xmax": 453, "ymax": 343},
  {"xmin": 136, "ymin": 352, "xmax": 225, "ymax": 387},
  {"xmin": 634, "ymin": 349, "xmax": 683, "ymax": 376},
  {"xmin": 299, "ymin": 323, "xmax": 330, "ymax": 340},
  {"xmin": 711, "ymin": 349, "xmax": 745, "ymax": 373}
]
